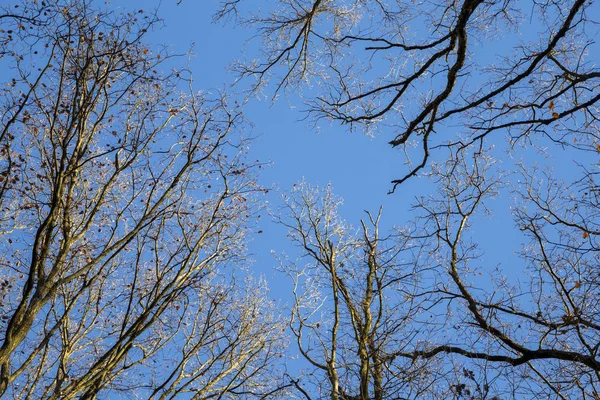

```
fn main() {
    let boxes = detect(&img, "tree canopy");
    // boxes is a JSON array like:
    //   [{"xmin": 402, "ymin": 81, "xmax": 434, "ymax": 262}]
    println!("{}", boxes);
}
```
[{"xmin": 1, "ymin": 0, "xmax": 600, "ymax": 399}]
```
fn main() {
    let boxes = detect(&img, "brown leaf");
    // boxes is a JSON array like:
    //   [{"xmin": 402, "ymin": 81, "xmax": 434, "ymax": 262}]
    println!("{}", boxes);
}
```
[
  {"xmin": 548, "ymin": 100, "xmax": 554, "ymax": 110},
  {"xmin": 552, "ymin": 112, "xmax": 559, "ymax": 119},
  {"xmin": 582, "ymin": 231, "xmax": 588, "ymax": 239}
]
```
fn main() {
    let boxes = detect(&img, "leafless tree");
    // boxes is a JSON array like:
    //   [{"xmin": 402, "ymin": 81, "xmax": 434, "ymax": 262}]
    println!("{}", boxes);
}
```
[
  {"xmin": 0, "ymin": 1, "xmax": 287, "ymax": 398},
  {"xmin": 390, "ymin": 147, "xmax": 600, "ymax": 399},
  {"xmin": 275, "ymin": 182, "xmax": 451, "ymax": 400},
  {"xmin": 217, "ymin": 0, "xmax": 600, "ymax": 190}
]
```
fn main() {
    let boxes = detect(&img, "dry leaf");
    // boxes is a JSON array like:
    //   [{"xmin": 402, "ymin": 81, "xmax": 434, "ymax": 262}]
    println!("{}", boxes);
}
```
[
  {"xmin": 574, "ymin": 281, "xmax": 582, "ymax": 289},
  {"xmin": 552, "ymin": 112, "xmax": 559, "ymax": 119},
  {"xmin": 548, "ymin": 100, "xmax": 554, "ymax": 110},
  {"xmin": 582, "ymin": 231, "xmax": 589, "ymax": 239}
]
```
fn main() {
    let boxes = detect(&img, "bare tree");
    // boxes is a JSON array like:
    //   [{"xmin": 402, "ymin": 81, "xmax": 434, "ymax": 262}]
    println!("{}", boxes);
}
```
[
  {"xmin": 276, "ymin": 182, "xmax": 450, "ymax": 400},
  {"xmin": 391, "ymin": 148, "xmax": 600, "ymax": 399},
  {"xmin": 217, "ymin": 0, "xmax": 600, "ymax": 190},
  {"xmin": 0, "ymin": 1, "xmax": 286, "ymax": 398}
]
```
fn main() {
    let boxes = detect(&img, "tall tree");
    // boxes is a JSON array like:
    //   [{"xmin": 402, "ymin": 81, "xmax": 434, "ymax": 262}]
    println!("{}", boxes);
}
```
[
  {"xmin": 276, "ymin": 183, "xmax": 444, "ymax": 399},
  {"xmin": 395, "ymin": 148, "xmax": 600, "ymax": 399},
  {"xmin": 0, "ymin": 1, "xmax": 285, "ymax": 398}
]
